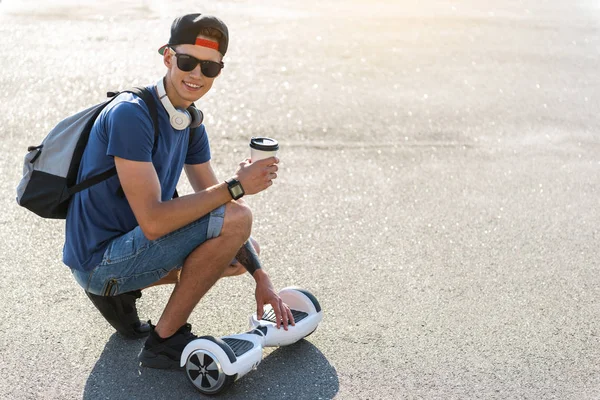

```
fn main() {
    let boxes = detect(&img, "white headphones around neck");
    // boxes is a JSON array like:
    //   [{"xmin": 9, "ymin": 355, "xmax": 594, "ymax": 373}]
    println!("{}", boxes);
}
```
[{"xmin": 156, "ymin": 78, "xmax": 204, "ymax": 130}]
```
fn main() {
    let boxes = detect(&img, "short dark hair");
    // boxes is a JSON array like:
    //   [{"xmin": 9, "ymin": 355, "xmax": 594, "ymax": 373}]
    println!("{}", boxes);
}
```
[{"xmin": 197, "ymin": 27, "xmax": 223, "ymax": 41}]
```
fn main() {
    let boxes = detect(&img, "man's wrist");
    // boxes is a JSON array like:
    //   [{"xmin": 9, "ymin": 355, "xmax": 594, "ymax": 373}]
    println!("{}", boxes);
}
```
[
  {"xmin": 225, "ymin": 177, "xmax": 245, "ymax": 200},
  {"xmin": 253, "ymin": 268, "xmax": 268, "ymax": 282}
]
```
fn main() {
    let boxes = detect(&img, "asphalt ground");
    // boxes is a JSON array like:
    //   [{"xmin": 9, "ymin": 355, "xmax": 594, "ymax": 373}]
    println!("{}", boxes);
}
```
[{"xmin": 1, "ymin": 0, "xmax": 599, "ymax": 399}]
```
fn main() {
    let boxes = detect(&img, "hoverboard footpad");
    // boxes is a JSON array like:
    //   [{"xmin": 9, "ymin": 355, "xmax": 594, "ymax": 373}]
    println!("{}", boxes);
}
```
[
  {"xmin": 222, "ymin": 338, "xmax": 254, "ymax": 357},
  {"xmin": 261, "ymin": 308, "xmax": 309, "ymax": 323}
]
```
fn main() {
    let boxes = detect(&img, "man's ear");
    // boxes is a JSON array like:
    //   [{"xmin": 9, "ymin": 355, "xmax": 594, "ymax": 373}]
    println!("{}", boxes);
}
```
[{"xmin": 163, "ymin": 49, "xmax": 173, "ymax": 68}]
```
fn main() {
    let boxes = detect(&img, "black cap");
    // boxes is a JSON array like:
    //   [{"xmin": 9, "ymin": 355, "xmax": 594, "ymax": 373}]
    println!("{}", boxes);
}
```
[{"xmin": 158, "ymin": 14, "xmax": 229, "ymax": 56}]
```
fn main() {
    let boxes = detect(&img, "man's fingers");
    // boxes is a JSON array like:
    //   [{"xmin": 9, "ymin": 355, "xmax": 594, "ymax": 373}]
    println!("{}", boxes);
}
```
[
  {"xmin": 255, "ymin": 156, "xmax": 279, "ymax": 166},
  {"xmin": 272, "ymin": 301, "xmax": 282, "ymax": 329},
  {"xmin": 257, "ymin": 304, "xmax": 264, "ymax": 320},
  {"xmin": 281, "ymin": 300, "xmax": 289, "ymax": 330}
]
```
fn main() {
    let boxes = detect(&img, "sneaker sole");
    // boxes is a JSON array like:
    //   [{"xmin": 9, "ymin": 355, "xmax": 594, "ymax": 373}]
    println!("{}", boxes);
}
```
[{"xmin": 138, "ymin": 348, "xmax": 182, "ymax": 370}]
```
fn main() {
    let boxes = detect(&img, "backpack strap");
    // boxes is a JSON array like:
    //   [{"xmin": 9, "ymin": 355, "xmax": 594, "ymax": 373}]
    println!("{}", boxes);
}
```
[
  {"xmin": 128, "ymin": 87, "xmax": 160, "ymax": 156},
  {"xmin": 113, "ymin": 87, "xmax": 160, "ymax": 198},
  {"xmin": 68, "ymin": 87, "xmax": 159, "ymax": 197},
  {"xmin": 172, "ymin": 126, "xmax": 197, "ymax": 199}
]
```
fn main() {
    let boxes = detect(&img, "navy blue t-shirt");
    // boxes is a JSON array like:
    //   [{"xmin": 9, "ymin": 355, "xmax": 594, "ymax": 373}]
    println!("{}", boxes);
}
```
[{"xmin": 63, "ymin": 86, "xmax": 211, "ymax": 272}]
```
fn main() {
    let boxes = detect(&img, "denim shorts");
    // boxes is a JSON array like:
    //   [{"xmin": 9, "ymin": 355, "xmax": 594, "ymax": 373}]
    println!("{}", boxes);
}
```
[{"xmin": 71, "ymin": 205, "xmax": 226, "ymax": 296}]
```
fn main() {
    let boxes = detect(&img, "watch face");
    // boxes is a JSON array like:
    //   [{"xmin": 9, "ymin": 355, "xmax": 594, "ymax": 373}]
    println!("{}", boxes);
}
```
[{"xmin": 230, "ymin": 184, "xmax": 244, "ymax": 198}]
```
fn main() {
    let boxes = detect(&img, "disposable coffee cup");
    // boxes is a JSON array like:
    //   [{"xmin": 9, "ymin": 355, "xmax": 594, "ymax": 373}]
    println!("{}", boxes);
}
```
[{"xmin": 250, "ymin": 137, "xmax": 279, "ymax": 162}]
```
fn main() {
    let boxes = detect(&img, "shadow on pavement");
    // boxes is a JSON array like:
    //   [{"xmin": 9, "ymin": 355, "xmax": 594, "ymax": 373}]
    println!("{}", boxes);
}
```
[{"xmin": 83, "ymin": 334, "xmax": 338, "ymax": 400}]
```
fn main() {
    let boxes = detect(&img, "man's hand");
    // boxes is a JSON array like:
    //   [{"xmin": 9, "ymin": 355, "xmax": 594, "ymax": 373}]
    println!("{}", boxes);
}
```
[
  {"xmin": 234, "ymin": 157, "xmax": 279, "ymax": 195},
  {"xmin": 254, "ymin": 270, "xmax": 295, "ymax": 330}
]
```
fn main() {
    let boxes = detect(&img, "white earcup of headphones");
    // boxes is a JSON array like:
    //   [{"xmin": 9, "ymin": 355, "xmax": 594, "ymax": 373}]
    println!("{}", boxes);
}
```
[{"xmin": 169, "ymin": 108, "xmax": 192, "ymax": 130}]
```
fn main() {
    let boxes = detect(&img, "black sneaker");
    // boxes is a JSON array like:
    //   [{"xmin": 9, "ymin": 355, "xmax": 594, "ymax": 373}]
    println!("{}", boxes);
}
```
[{"xmin": 138, "ymin": 323, "xmax": 198, "ymax": 369}]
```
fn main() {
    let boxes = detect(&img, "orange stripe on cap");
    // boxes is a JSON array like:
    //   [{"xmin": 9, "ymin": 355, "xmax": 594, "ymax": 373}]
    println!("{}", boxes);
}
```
[{"xmin": 195, "ymin": 38, "xmax": 219, "ymax": 50}]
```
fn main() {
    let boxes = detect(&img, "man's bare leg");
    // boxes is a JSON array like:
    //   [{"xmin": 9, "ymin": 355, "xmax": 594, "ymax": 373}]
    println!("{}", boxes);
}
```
[
  {"xmin": 145, "ymin": 237, "xmax": 259, "ymax": 286},
  {"xmin": 154, "ymin": 201, "xmax": 252, "ymax": 338}
]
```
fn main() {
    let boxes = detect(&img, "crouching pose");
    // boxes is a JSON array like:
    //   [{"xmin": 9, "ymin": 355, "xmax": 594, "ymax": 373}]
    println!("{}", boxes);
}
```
[{"xmin": 63, "ymin": 13, "xmax": 294, "ymax": 369}]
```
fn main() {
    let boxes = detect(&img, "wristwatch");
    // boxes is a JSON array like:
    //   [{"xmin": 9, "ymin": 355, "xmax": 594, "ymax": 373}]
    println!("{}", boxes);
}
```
[{"xmin": 226, "ymin": 178, "xmax": 245, "ymax": 200}]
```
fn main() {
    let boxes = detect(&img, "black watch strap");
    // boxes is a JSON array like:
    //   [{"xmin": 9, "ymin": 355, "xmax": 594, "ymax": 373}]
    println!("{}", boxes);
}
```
[{"xmin": 226, "ymin": 178, "xmax": 245, "ymax": 200}]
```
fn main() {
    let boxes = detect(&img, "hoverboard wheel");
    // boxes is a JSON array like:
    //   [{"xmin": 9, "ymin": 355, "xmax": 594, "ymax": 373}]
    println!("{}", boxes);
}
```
[{"xmin": 185, "ymin": 349, "xmax": 235, "ymax": 395}]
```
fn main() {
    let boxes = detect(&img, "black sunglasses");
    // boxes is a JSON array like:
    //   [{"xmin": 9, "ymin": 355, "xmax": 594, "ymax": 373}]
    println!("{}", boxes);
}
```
[{"xmin": 171, "ymin": 51, "xmax": 224, "ymax": 78}]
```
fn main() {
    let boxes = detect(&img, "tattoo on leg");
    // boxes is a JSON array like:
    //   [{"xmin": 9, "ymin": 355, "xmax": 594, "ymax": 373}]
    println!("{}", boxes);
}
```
[{"xmin": 235, "ymin": 240, "xmax": 262, "ymax": 276}]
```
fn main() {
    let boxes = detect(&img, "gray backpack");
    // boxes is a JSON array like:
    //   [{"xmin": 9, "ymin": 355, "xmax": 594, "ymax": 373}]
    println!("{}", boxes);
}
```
[{"xmin": 16, "ymin": 87, "xmax": 159, "ymax": 219}]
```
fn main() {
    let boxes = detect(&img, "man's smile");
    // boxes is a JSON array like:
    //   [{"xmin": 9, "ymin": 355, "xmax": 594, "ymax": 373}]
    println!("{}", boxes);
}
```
[{"xmin": 183, "ymin": 80, "xmax": 203, "ymax": 90}]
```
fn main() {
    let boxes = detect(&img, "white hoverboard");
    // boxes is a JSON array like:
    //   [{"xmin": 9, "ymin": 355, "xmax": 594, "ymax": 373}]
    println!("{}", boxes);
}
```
[{"xmin": 180, "ymin": 287, "xmax": 323, "ymax": 395}]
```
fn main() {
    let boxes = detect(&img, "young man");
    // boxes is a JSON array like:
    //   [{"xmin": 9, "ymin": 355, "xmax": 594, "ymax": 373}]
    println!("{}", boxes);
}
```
[{"xmin": 63, "ymin": 13, "xmax": 294, "ymax": 369}]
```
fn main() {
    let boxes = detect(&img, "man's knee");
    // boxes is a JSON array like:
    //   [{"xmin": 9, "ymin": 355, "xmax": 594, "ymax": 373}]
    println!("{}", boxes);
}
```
[{"xmin": 222, "ymin": 201, "xmax": 252, "ymax": 242}]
